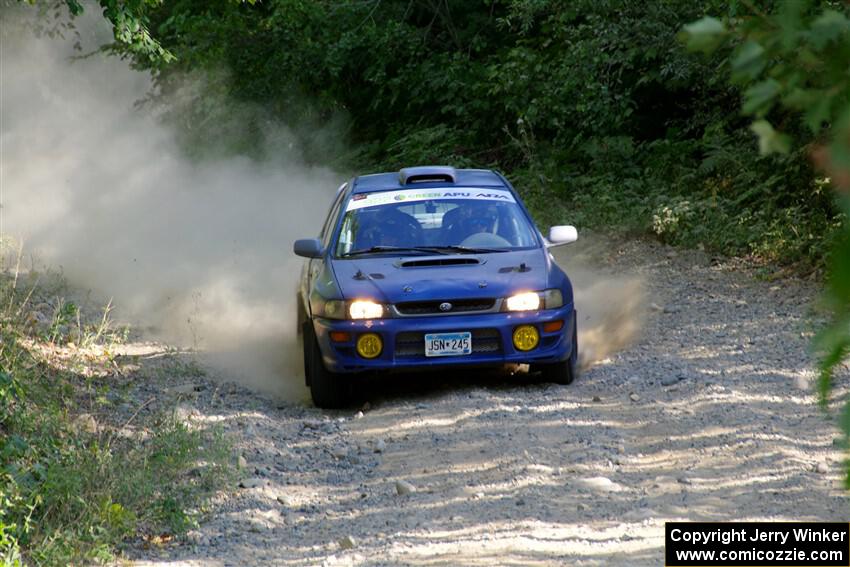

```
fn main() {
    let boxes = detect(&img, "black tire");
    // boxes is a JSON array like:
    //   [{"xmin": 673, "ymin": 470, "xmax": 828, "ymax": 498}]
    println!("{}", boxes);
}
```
[
  {"xmin": 535, "ymin": 358, "xmax": 576, "ymax": 385},
  {"xmin": 304, "ymin": 322, "xmax": 351, "ymax": 409},
  {"xmin": 533, "ymin": 317, "xmax": 578, "ymax": 385},
  {"xmin": 301, "ymin": 321, "xmax": 313, "ymax": 386}
]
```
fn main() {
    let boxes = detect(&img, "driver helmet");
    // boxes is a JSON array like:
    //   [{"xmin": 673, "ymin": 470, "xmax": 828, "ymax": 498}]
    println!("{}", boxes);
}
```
[{"xmin": 461, "ymin": 202, "xmax": 497, "ymax": 234}]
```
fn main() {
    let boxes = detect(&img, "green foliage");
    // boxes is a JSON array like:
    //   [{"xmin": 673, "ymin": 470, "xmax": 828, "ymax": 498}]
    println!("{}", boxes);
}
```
[
  {"xmin": 43, "ymin": 0, "xmax": 818, "ymax": 275},
  {"xmin": 681, "ymin": 16, "xmax": 726, "ymax": 52},
  {"xmin": 683, "ymin": 0, "xmax": 850, "ymax": 486},
  {"xmin": 21, "ymin": 0, "xmax": 174, "ymax": 61},
  {"xmin": 0, "ymin": 276, "xmax": 232, "ymax": 565},
  {"xmin": 18, "ymin": 0, "xmax": 840, "ymax": 270},
  {"xmin": 17, "ymin": 0, "xmax": 841, "ymax": 262},
  {"xmin": 375, "ymin": 124, "xmax": 478, "ymax": 172}
]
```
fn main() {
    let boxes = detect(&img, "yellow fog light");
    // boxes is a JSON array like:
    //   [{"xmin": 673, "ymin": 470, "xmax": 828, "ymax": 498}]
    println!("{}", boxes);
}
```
[
  {"xmin": 512, "ymin": 325, "xmax": 539, "ymax": 352},
  {"xmin": 356, "ymin": 333, "xmax": 382, "ymax": 359}
]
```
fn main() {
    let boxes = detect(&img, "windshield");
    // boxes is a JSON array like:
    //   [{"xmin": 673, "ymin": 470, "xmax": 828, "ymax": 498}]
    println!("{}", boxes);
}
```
[{"xmin": 334, "ymin": 188, "xmax": 539, "ymax": 257}]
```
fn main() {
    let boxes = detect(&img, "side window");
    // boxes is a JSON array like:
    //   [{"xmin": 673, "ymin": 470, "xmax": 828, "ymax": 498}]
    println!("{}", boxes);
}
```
[
  {"xmin": 336, "ymin": 212, "xmax": 356, "ymax": 255},
  {"xmin": 320, "ymin": 185, "xmax": 348, "ymax": 247}
]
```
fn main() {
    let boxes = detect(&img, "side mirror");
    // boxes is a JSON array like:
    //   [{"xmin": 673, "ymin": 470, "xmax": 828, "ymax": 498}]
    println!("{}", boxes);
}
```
[
  {"xmin": 547, "ymin": 225, "xmax": 578, "ymax": 247},
  {"xmin": 294, "ymin": 238, "xmax": 324, "ymax": 258}
]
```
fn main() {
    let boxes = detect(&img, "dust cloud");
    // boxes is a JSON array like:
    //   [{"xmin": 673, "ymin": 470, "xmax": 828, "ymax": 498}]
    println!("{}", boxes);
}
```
[
  {"xmin": 551, "ymin": 238, "xmax": 646, "ymax": 369},
  {"xmin": 1, "ymin": 6, "xmax": 337, "ymax": 399}
]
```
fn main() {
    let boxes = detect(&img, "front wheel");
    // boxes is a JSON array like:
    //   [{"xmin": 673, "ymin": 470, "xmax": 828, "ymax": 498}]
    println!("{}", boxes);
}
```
[
  {"xmin": 532, "ymin": 318, "xmax": 578, "ymax": 385},
  {"xmin": 534, "ymin": 358, "xmax": 576, "ymax": 385},
  {"xmin": 304, "ymin": 323, "xmax": 352, "ymax": 409}
]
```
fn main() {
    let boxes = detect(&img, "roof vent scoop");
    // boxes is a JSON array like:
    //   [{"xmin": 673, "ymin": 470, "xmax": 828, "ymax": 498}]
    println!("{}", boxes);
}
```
[{"xmin": 399, "ymin": 166, "xmax": 457, "ymax": 185}]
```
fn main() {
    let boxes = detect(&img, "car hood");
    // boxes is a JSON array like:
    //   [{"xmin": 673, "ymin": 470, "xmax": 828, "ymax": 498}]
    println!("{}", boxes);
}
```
[{"xmin": 331, "ymin": 249, "xmax": 550, "ymax": 304}]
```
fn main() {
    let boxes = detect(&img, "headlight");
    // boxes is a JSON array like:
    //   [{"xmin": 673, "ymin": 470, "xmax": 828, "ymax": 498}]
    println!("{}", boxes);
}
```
[
  {"xmin": 541, "ymin": 289, "xmax": 563, "ymax": 309},
  {"xmin": 349, "ymin": 300, "xmax": 384, "ymax": 319},
  {"xmin": 506, "ymin": 292, "xmax": 540, "ymax": 311},
  {"xmin": 504, "ymin": 289, "xmax": 563, "ymax": 311},
  {"xmin": 318, "ymin": 299, "xmax": 384, "ymax": 320},
  {"xmin": 323, "ymin": 300, "xmax": 347, "ymax": 319}
]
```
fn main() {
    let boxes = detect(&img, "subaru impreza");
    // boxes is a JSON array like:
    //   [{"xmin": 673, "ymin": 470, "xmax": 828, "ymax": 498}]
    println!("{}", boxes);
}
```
[{"xmin": 294, "ymin": 166, "xmax": 578, "ymax": 408}]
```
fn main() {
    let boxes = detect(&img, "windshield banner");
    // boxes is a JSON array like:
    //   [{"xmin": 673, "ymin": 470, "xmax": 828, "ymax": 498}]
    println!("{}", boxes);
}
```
[{"xmin": 345, "ymin": 187, "xmax": 516, "ymax": 211}]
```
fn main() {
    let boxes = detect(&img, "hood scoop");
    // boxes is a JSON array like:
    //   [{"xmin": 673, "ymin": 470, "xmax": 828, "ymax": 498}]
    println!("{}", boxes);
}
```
[
  {"xmin": 353, "ymin": 270, "xmax": 385, "ymax": 280},
  {"xmin": 399, "ymin": 257, "xmax": 480, "ymax": 268},
  {"xmin": 499, "ymin": 262, "xmax": 531, "ymax": 273}
]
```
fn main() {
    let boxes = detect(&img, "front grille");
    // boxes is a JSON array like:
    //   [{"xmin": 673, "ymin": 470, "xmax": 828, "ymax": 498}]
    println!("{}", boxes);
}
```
[
  {"xmin": 395, "ymin": 328, "xmax": 502, "ymax": 358},
  {"xmin": 395, "ymin": 298, "xmax": 496, "ymax": 316}
]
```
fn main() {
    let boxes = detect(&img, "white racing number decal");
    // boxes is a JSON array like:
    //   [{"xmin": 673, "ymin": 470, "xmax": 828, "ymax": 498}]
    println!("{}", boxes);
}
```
[{"xmin": 345, "ymin": 188, "xmax": 516, "ymax": 211}]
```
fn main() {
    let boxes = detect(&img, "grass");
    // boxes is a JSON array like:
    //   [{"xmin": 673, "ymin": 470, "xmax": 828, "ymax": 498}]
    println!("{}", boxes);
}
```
[{"xmin": 0, "ymin": 249, "xmax": 233, "ymax": 566}]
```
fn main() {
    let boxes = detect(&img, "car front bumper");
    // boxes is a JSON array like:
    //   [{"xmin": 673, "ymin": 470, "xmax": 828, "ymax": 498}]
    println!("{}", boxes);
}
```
[{"xmin": 312, "ymin": 303, "xmax": 576, "ymax": 373}]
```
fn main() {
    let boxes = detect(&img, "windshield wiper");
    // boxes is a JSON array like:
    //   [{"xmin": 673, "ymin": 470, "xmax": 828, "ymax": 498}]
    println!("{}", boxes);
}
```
[
  {"xmin": 341, "ymin": 245, "xmax": 511, "ymax": 257},
  {"xmin": 341, "ymin": 246, "xmax": 453, "ymax": 257}
]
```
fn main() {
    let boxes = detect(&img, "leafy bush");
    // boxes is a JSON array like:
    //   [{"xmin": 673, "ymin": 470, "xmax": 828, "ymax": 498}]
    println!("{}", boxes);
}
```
[
  {"xmin": 0, "ymin": 271, "xmax": 232, "ymax": 565},
  {"xmin": 682, "ymin": 0, "xmax": 850, "ymax": 485},
  {"xmin": 652, "ymin": 200, "xmax": 694, "ymax": 241},
  {"xmin": 32, "ymin": 0, "xmax": 838, "ymax": 270}
]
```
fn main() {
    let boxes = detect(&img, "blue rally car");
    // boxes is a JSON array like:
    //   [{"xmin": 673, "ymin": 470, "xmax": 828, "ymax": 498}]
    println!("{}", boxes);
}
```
[{"xmin": 294, "ymin": 166, "xmax": 578, "ymax": 408}]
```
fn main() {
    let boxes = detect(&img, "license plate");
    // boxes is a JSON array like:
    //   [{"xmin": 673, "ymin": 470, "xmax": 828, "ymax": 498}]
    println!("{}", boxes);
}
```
[{"xmin": 424, "ymin": 332, "xmax": 472, "ymax": 357}]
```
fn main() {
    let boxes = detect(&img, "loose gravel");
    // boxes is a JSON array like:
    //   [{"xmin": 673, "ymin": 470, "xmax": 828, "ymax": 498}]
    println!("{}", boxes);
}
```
[{"xmin": 127, "ymin": 236, "xmax": 849, "ymax": 566}]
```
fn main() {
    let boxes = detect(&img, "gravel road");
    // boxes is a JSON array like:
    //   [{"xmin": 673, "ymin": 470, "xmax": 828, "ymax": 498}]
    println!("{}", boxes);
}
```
[{"xmin": 129, "ymin": 236, "xmax": 849, "ymax": 566}]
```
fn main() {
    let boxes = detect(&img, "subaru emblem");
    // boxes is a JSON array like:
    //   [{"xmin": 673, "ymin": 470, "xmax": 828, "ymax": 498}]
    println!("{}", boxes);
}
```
[{"xmin": 439, "ymin": 302, "xmax": 453, "ymax": 312}]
